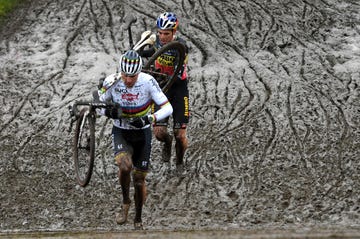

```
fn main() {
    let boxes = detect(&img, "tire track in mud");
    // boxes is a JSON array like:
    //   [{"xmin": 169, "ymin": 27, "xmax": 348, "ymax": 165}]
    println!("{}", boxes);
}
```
[
  {"xmin": 181, "ymin": 0, "xmax": 359, "ymax": 227},
  {"xmin": 0, "ymin": 71, "xmax": 62, "ymax": 136},
  {"xmin": 143, "ymin": 0, "xmax": 358, "ymax": 227},
  {"xmin": 0, "ymin": 0, "xmax": 360, "ymax": 232},
  {"xmin": 1, "ymin": 0, "xmax": 107, "ymax": 136}
]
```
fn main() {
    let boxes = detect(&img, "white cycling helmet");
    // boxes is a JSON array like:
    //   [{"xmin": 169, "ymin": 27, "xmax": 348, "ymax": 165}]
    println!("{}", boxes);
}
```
[
  {"xmin": 119, "ymin": 50, "xmax": 143, "ymax": 76},
  {"xmin": 156, "ymin": 12, "xmax": 178, "ymax": 30}
]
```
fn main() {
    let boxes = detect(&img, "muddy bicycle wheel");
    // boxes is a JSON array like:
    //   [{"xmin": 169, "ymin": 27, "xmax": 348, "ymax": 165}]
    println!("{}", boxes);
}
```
[
  {"xmin": 143, "ymin": 41, "xmax": 186, "ymax": 93},
  {"xmin": 73, "ymin": 108, "xmax": 96, "ymax": 187}
]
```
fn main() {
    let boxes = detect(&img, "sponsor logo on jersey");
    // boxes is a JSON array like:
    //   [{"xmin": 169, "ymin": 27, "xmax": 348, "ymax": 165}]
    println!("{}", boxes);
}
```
[
  {"xmin": 184, "ymin": 96, "xmax": 189, "ymax": 117},
  {"xmin": 115, "ymin": 87, "xmax": 128, "ymax": 93},
  {"xmin": 122, "ymin": 93, "xmax": 139, "ymax": 101},
  {"xmin": 156, "ymin": 54, "xmax": 175, "ymax": 66}
]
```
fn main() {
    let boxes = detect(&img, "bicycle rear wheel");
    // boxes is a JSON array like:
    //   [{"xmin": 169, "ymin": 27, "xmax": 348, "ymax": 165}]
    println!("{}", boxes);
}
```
[
  {"xmin": 73, "ymin": 108, "xmax": 96, "ymax": 187},
  {"xmin": 143, "ymin": 41, "xmax": 186, "ymax": 93}
]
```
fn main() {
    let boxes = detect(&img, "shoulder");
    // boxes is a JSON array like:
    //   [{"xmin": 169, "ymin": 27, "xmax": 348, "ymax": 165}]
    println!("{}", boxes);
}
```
[
  {"xmin": 104, "ymin": 73, "xmax": 120, "ymax": 86},
  {"xmin": 174, "ymin": 36, "xmax": 189, "ymax": 52},
  {"xmin": 137, "ymin": 72, "xmax": 156, "ymax": 86},
  {"xmin": 174, "ymin": 36, "xmax": 187, "ymax": 46},
  {"xmin": 137, "ymin": 72, "xmax": 154, "ymax": 82},
  {"xmin": 100, "ymin": 73, "xmax": 120, "ymax": 95},
  {"xmin": 175, "ymin": 36, "xmax": 186, "ymax": 44},
  {"xmin": 137, "ymin": 72, "xmax": 162, "ymax": 91}
]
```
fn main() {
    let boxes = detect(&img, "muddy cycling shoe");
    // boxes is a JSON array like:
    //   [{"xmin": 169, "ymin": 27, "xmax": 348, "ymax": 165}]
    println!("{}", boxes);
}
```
[
  {"xmin": 116, "ymin": 203, "xmax": 130, "ymax": 225},
  {"xmin": 162, "ymin": 139, "xmax": 172, "ymax": 162},
  {"xmin": 134, "ymin": 221, "xmax": 143, "ymax": 230}
]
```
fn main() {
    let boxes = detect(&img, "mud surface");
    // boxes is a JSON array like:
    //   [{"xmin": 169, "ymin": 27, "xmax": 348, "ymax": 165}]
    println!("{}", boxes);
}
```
[{"xmin": 0, "ymin": 0, "xmax": 360, "ymax": 236}]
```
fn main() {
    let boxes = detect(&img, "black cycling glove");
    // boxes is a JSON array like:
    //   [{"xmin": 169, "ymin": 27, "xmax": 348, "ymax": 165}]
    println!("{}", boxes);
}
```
[
  {"xmin": 105, "ymin": 106, "xmax": 122, "ymax": 119},
  {"xmin": 129, "ymin": 115, "xmax": 154, "ymax": 128}
]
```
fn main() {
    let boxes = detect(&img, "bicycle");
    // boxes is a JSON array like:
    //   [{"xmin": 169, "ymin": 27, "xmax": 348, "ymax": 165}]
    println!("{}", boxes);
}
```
[
  {"xmin": 127, "ymin": 16, "xmax": 186, "ymax": 93},
  {"xmin": 68, "ymin": 101, "xmax": 118, "ymax": 187},
  {"xmin": 68, "ymin": 16, "xmax": 186, "ymax": 187}
]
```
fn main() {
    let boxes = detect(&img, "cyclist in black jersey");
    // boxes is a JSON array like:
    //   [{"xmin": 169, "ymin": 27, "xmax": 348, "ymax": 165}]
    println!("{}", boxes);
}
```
[{"xmin": 140, "ymin": 12, "xmax": 189, "ymax": 166}]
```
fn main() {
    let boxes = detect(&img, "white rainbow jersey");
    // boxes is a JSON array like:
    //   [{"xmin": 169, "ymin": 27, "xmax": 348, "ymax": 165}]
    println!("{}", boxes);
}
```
[{"xmin": 99, "ymin": 72, "xmax": 172, "ymax": 129}]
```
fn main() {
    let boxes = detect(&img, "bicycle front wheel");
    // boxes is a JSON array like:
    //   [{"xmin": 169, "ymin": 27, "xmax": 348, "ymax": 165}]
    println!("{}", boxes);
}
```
[
  {"xmin": 73, "ymin": 108, "xmax": 96, "ymax": 187},
  {"xmin": 143, "ymin": 41, "xmax": 186, "ymax": 93}
]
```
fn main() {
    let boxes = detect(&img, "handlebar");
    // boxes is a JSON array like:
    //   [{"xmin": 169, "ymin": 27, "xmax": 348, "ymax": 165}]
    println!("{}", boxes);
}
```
[
  {"xmin": 69, "ymin": 101, "xmax": 117, "ymax": 119},
  {"xmin": 67, "ymin": 101, "xmax": 119, "ymax": 133}
]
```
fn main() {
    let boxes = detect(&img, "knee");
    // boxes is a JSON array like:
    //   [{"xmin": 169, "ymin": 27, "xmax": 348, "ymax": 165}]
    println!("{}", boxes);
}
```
[
  {"xmin": 115, "ymin": 152, "xmax": 132, "ymax": 172},
  {"xmin": 174, "ymin": 129, "xmax": 188, "ymax": 147},
  {"xmin": 154, "ymin": 126, "xmax": 169, "ymax": 141},
  {"xmin": 132, "ymin": 170, "xmax": 146, "ymax": 187}
]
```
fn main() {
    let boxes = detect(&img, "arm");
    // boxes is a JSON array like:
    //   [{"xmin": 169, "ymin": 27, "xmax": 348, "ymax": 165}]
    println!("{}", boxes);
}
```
[
  {"xmin": 138, "ymin": 47, "xmax": 156, "ymax": 58},
  {"xmin": 98, "ymin": 79, "xmax": 121, "ymax": 118},
  {"xmin": 129, "ymin": 76, "xmax": 173, "ymax": 128},
  {"xmin": 152, "ymin": 101, "xmax": 173, "ymax": 122},
  {"xmin": 149, "ymin": 77, "xmax": 173, "ymax": 121},
  {"xmin": 131, "ymin": 97, "xmax": 172, "ymax": 128}
]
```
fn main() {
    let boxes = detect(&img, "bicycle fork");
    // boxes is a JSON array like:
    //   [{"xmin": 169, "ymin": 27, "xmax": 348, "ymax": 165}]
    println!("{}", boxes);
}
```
[{"xmin": 78, "ymin": 110, "xmax": 90, "ymax": 149}]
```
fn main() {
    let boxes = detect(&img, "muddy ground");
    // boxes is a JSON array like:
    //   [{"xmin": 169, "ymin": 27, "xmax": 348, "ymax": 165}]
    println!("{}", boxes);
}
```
[{"xmin": 0, "ymin": 0, "xmax": 359, "ymax": 237}]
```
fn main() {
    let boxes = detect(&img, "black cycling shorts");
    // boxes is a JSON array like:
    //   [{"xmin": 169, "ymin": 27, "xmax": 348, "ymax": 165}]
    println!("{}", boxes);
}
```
[
  {"xmin": 112, "ymin": 126, "xmax": 152, "ymax": 172},
  {"xmin": 152, "ymin": 78, "xmax": 189, "ymax": 129}
]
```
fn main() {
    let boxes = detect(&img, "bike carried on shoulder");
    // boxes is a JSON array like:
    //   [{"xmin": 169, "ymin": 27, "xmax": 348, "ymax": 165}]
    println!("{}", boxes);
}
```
[{"xmin": 68, "ymin": 16, "xmax": 186, "ymax": 187}]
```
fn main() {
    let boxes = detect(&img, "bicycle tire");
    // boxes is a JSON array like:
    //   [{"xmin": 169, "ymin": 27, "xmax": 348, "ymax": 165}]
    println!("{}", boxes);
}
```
[
  {"xmin": 73, "ymin": 108, "xmax": 96, "ymax": 187},
  {"xmin": 143, "ymin": 41, "xmax": 186, "ymax": 93}
]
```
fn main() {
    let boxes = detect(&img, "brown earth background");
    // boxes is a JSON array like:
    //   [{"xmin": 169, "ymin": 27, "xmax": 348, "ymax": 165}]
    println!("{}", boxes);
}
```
[{"xmin": 0, "ymin": 0, "xmax": 360, "ymax": 238}]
